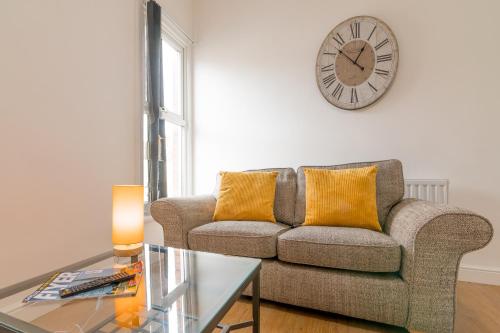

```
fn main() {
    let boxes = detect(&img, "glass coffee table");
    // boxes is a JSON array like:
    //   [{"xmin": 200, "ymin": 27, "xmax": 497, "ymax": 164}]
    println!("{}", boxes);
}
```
[{"xmin": 0, "ymin": 244, "xmax": 261, "ymax": 333}]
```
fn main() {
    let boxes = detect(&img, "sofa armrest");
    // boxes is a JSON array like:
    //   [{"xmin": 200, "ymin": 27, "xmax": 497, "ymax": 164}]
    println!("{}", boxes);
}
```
[
  {"xmin": 385, "ymin": 199, "xmax": 493, "ymax": 333},
  {"xmin": 150, "ymin": 195, "xmax": 217, "ymax": 249}
]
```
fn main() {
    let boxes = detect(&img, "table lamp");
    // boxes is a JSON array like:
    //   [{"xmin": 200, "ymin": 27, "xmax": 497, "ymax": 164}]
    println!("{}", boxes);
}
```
[{"xmin": 112, "ymin": 185, "xmax": 144, "ymax": 257}]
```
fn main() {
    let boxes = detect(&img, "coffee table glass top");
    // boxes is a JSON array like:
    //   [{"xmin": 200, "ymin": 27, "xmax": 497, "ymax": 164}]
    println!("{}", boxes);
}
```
[{"xmin": 0, "ymin": 244, "xmax": 261, "ymax": 333}]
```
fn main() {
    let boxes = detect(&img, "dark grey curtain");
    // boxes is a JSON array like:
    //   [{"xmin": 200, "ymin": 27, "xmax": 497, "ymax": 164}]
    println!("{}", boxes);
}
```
[{"xmin": 146, "ymin": 1, "xmax": 167, "ymax": 202}]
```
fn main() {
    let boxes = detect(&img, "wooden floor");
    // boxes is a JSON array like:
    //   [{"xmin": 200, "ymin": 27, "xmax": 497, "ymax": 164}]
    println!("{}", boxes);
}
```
[{"xmin": 215, "ymin": 281, "xmax": 500, "ymax": 333}]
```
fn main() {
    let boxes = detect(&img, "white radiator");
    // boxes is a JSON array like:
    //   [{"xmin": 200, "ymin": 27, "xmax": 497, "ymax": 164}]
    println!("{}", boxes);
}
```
[{"xmin": 404, "ymin": 179, "xmax": 449, "ymax": 204}]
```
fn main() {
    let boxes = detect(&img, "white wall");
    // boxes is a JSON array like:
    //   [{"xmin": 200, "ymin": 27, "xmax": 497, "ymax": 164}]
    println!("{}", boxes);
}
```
[
  {"xmin": 0, "ymin": 0, "xmax": 192, "ymax": 289},
  {"xmin": 0, "ymin": 0, "xmax": 142, "ymax": 288},
  {"xmin": 192, "ymin": 0, "xmax": 500, "ymax": 279},
  {"xmin": 158, "ymin": 0, "xmax": 194, "ymax": 37}
]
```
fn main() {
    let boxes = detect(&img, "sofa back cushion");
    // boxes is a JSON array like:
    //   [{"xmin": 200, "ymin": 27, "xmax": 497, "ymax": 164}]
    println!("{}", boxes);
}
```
[
  {"xmin": 214, "ymin": 168, "xmax": 297, "ymax": 225},
  {"xmin": 213, "ymin": 171, "xmax": 279, "ymax": 222},
  {"xmin": 294, "ymin": 159, "xmax": 404, "ymax": 227}
]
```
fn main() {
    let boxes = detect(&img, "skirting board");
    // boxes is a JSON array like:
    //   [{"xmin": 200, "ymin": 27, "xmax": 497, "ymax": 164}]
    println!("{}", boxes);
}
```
[{"xmin": 458, "ymin": 264, "xmax": 500, "ymax": 286}]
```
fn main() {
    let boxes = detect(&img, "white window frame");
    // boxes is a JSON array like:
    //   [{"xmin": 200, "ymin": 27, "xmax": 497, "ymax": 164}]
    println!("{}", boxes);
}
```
[
  {"xmin": 160, "ymin": 15, "xmax": 193, "ymax": 197},
  {"xmin": 142, "ymin": 9, "xmax": 193, "ymax": 205}
]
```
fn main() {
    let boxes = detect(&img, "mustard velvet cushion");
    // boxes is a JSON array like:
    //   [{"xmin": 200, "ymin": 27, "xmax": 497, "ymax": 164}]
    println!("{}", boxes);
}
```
[
  {"xmin": 303, "ymin": 166, "xmax": 381, "ymax": 231},
  {"xmin": 213, "ymin": 171, "xmax": 279, "ymax": 222}
]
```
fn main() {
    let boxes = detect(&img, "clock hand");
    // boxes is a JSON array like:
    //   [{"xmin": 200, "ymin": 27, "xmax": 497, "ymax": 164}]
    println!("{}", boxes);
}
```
[
  {"xmin": 337, "ymin": 48, "xmax": 364, "ymax": 71},
  {"xmin": 336, "ymin": 49, "xmax": 356, "ymax": 63},
  {"xmin": 353, "ymin": 45, "xmax": 366, "ymax": 66}
]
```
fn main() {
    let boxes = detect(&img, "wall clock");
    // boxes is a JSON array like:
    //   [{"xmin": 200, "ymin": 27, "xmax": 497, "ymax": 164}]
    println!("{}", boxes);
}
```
[{"xmin": 316, "ymin": 16, "xmax": 398, "ymax": 110}]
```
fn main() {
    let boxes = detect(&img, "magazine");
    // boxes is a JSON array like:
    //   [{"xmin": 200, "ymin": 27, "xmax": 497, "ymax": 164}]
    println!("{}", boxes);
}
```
[{"xmin": 23, "ymin": 261, "xmax": 143, "ymax": 303}]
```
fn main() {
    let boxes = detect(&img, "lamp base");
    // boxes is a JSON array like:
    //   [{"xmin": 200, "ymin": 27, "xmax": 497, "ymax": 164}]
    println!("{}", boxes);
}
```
[{"xmin": 113, "ymin": 243, "xmax": 143, "ymax": 258}]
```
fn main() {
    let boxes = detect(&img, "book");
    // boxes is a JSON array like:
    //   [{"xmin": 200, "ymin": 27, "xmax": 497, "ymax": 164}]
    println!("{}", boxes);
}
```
[{"xmin": 23, "ymin": 261, "xmax": 143, "ymax": 303}]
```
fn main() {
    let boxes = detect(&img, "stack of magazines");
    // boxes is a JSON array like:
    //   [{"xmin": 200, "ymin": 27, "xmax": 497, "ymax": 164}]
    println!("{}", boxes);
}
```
[{"xmin": 23, "ymin": 261, "xmax": 143, "ymax": 302}]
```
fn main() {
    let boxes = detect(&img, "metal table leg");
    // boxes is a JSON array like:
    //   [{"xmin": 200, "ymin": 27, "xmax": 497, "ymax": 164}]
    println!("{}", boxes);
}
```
[
  {"xmin": 213, "ymin": 268, "xmax": 261, "ymax": 333},
  {"xmin": 252, "ymin": 272, "xmax": 260, "ymax": 333}
]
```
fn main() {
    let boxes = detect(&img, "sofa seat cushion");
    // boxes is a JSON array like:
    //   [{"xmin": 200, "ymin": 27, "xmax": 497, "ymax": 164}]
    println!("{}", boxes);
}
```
[
  {"xmin": 278, "ymin": 226, "xmax": 401, "ymax": 272},
  {"xmin": 188, "ymin": 221, "xmax": 290, "ymax": 258}
]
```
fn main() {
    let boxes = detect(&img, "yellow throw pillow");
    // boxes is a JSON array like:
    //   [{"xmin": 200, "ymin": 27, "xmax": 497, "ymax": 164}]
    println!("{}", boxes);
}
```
[
  {"xmin": 303, "ymin": 166, "xmax": 381, "ymax": 231},
  {"xmin": 213, "ymin": 171, "xmax": 278, "ymax": 222}
]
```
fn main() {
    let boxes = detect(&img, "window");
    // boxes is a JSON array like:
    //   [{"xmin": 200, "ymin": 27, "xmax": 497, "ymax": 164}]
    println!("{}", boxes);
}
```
[{"xmin": 144, "ymin": 18, "xmax": 191, "ymax": 203}]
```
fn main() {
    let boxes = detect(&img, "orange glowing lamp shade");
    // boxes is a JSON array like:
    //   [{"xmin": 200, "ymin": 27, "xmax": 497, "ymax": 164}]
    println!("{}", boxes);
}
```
[{"xmin": 112, "ymin": 185, "xmax": 144, "ymax": 250}]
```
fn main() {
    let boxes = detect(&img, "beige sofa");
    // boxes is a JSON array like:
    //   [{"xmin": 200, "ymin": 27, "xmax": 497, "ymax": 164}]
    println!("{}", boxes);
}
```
[{"xmin": 151, "ymin": 159, "xmax": 493, "ymax": 333}]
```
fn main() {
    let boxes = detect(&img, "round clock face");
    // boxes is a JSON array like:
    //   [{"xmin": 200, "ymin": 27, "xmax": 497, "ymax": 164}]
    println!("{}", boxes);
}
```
[{"xmin": 316, "ymin": 16, "xmax": 399, "ymax": 110}]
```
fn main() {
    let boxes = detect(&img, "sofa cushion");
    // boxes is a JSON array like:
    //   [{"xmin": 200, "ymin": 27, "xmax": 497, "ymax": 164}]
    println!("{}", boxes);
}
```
[
  {"xmin": 213, "ymin": 171, "xmax": 279, "ymax": 222},
  {"xmin": 303, "ymin": 166, "xmax": 381, "ymax": 231},
  {"xmin": 277, "ymin": 226, "xmax": 401, "ymax": 272},
  {"xmin": 214, "ymin": 168, "xmax": 297, "ymax": 226},
  {"xmin": 188, "ymin": 221, "xmax": 290, "ymax": 258},
  {"xmin": 294, "ymin": 159, "xmax": 404, "ymax": 227}
]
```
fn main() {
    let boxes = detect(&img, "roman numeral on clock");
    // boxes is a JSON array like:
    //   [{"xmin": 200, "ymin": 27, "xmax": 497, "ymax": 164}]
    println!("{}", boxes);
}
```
[
  {"xmin": 368, "ymin": 82, "xmax": 378, "ymax": 92},
  {"xmin": 321, "ymin": 64, "xmax": 334, "ymax": 72},
  {"xmin": 375, "ymin": 38, "xmax": 389, "ymax": 50},
  {"xmin": 350, "ymin": 88, "xmax": 358, "ymax": 103},
  {"xmin": 322, "ymin": 73, "xmax": 337, "ymax": 88},
  {"xmin": 323, "ymin": 52, "xmax": 336, "ymax": 56},
  {"xmin": 350, "ymin": 22, "xmax": 360, "ymax": 39},
  {"xmin": 332, "ymin": 83, "xmax": 344, "ymax": 100},
  {"xmin": 367, "ymin": 26, "xmax": 376, "ymax": 41},
  {"xmin": 377, "ymin": 54, "xmax": 392, "ymax": 63},
  {"xmin": 332, "ymin": 33, "xmax": 345, "ymax": 46},
  {"xmin": 375, "ymin": 68, "xmax": 389, "ymax": 77}
]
